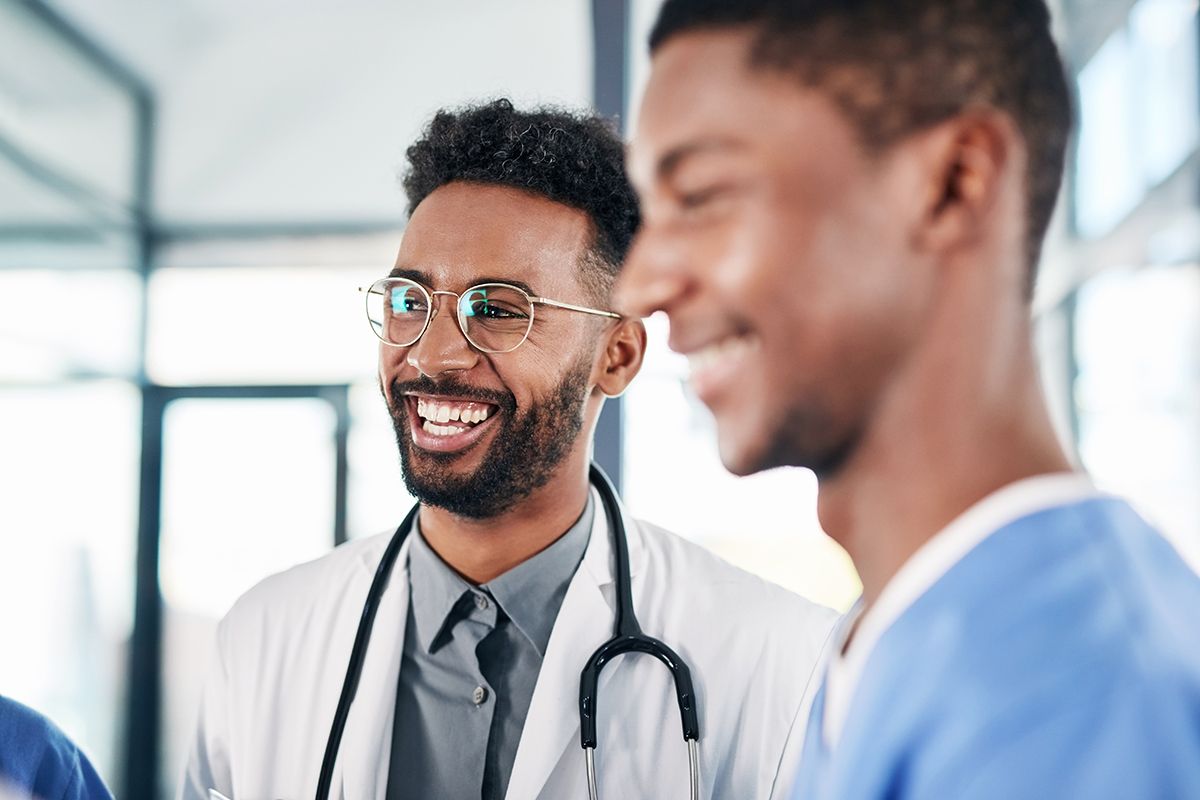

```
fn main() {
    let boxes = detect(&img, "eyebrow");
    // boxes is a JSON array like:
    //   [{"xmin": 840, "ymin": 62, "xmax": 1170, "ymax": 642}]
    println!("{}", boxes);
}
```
[
  {"xmin": 388, "ymin": 266, "xmax": 430, "ymax": 282},
  {"xmin": 386, "ymin": 266, "xmax": 537, "ymax": 298},
  {"xmin": 656, "ymin": 137, "xmax": 746, "ymax": 181}
]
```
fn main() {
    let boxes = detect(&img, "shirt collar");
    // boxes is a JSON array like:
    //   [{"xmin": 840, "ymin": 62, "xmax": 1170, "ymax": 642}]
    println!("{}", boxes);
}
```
[
  {"xmin": 405, "ymin": 494, "xmax": 594, "ymax": 657},
  {"xmin": 822, "ymin": 471, "xmax": 1102, "ymax": 749},
  {"xmin": 484, "ymin": 493, "xmax": 594, "ymax": 656},
  {"xmin": 406, "ymin": 518, "xmax": 476, "ymax": 654}
]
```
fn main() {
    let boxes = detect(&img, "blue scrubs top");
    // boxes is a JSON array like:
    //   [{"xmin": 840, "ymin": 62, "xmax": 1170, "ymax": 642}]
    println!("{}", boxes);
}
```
[
  {"xmin": 0, "ymin": 696, "xmax": 112, "ymax": 800},
  {"xmin": 792, "ymin": 497, "xmax": 1200, "ymax": 799}
]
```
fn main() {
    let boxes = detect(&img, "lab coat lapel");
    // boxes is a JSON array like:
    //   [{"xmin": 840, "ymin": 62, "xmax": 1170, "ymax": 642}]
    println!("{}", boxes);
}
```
[
  {"xmin": 336, "ymin": 534, "xmax": 414, "ymax": 800},
  {"xmin": 505, "ymin": 487, "xmax": 646, "ymax": 800}
]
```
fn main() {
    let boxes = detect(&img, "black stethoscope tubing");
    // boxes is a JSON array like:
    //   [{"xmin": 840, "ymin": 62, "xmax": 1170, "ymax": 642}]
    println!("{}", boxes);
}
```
[{"xmin": 315, "ymin": 463, "xmax": 700, "ymax": 800}]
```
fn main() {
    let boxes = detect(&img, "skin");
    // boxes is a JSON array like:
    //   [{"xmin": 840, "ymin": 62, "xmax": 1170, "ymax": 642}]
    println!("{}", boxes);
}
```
[
  {"xmin": 615, "ymin": 30, "xmax": 1072, "ymax": 607},
  {"xmin": 381, "ymin": 181, "xmax": 646, "ymax": 584}
]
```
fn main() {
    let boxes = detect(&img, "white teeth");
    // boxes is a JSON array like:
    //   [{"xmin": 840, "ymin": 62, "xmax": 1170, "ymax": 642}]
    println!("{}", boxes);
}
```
[
  {"xmin": 411, "ymin": 398, "xmax": 494, "ymax": 425},
  {"xmin": 422, "ymin": 420, "xmax": 464, "ymax": 437},
  {"xmin": 688, "ymin": 335, "xmax": 756, "ymax": 375}
]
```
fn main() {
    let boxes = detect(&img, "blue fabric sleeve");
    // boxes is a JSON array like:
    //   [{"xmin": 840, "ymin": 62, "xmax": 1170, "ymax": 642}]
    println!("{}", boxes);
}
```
[
  {"xmin": 919, "ymin": 671, "xmax": 1200, "ymax": 799},
  {"xmin": 0, "ymin": 696, "xmax": 114, "ymax": 800}
]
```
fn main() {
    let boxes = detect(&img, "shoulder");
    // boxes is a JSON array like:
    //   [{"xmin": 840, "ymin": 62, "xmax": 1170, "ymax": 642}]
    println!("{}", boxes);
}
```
[
  {"xmin": 887, "ymin": 498, "xmax": 1199, "ymax": 675},
  {"xmin": 957, "ymin": 498, "xmax": 1200, "ymax": 682},
  {"xmin": 863, "ymin": 499, "xmax": 1200, "ymax": 791},
  {"xmin": 0, "ymin": 696, "xmax": 112, "ymax": 800},
  {"xmin": 909, "ymin": 652, "xmax": 1200, "ymax": 798},
  {"xmin": 219, "ymin": 531, "xmax": 392, "ymax": 638},
  {"xmin": 230, "ymin": 530, "xmax": 390, "ymax": 612},
  {"xmin": 634, "ymin": 519, "xmax": 839, "ymax": 655}
]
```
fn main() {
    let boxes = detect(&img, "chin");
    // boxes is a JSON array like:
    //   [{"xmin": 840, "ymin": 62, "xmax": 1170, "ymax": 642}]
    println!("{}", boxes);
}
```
[{"xmin": 716, "ymin": 426, "xmax": 773, "ymax": 477}]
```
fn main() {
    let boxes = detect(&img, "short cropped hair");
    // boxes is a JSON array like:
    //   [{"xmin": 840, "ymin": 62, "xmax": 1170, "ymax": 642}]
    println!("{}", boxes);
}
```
[
  {"xmin": 650, "ymin": 0, "xmax": 1072, "ymax": 292},
  {"xmin": 403, "ymin": 99, "xmax": 639, "ymax": 299}
]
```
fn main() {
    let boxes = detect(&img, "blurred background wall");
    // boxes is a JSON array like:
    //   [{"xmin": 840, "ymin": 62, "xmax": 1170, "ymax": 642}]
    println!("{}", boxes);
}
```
[{"xmin": 1, "ymin": 0, "xmax": 1196, "ymax": 797}]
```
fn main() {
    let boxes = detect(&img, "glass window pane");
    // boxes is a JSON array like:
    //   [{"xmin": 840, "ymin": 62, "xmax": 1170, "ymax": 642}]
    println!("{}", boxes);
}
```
[
  {"xmin": 1130, "ymin": 0, "xmax": 1199, "ymax": 184},
  {"xmin": 1034, "ymin": 304, "xmax": 1078, "ymax": 455},
  {"xmin": 158, "ymin": 397, "xmax": 338, "ymax": 792},
  {"xmin": 0, "ymin": 381, "xmax": 139, "ymax": 789},
  {"xmin": 146, "ymin": 266, "xmax": 382, "ymax": 385},
  {"xmin": 622, "ymin": 315, "xmax": 861, "ymax": 612},
  {"xmin": 348, "ymin": 380, "xmax": 415, "ymax": 539},
  {"xmin": 1075, "ymin": 28, "xmax": 1144, "ymax": 238},
  {"xmin": 627, "ymin": 0, "xmax": 665, "ymax": 130},
  {"xmin": 0, "ymin": 269, "xmax": 141, "ymax": 381},
  {"xmin": 1075, "ymin": 265, "xmax": 1200, "ymax": 571}
]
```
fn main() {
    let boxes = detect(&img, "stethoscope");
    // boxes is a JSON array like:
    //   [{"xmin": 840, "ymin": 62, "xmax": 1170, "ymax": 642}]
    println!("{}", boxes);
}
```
[{"xmin": 315, "ymin": 464, "xmax": 701, "ymax": 800}]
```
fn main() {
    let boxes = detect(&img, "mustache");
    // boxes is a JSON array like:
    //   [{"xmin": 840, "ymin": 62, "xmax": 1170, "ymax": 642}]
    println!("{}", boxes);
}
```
[{"xmin": 388, "ymin": 376, "xmax": 516, "ymax": 412}]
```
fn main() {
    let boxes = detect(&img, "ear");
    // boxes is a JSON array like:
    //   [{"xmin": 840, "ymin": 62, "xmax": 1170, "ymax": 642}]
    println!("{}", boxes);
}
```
[
  {"xmin": 915, "ymin": 111, "xmax": 1017, "ymax": 257},
  {"xmin": 593, "ymin": 318, "xmax": 647, "ymax": 398}
]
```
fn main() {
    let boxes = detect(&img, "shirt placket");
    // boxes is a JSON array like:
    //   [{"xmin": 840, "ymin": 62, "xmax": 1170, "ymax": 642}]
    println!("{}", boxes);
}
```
[{"xmin": 465, "ymin": 588, "xmax": 499, "ymax": 707}]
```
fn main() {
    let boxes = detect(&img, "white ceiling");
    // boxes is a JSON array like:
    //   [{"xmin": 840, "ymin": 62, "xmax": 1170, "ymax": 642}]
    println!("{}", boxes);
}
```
[{"xmin": 42, "ymin": 0, "xmax": 594, "ymax": 226}]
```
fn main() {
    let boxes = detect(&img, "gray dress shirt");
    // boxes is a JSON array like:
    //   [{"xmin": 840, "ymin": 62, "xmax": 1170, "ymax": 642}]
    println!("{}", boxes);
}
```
[{"xmin": 386, "ymin": 496, "xmax": 594, "ymax": 800}]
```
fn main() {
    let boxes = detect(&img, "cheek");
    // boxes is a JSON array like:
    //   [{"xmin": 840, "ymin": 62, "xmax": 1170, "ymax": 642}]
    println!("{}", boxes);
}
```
[
  {"xmin": 762, "ymin": 181, "xmax": 915, "ymax": 328},
  {"xmin": 511, "ymin": 332, "xmax": 601, "ymax": 404},
  {"xmin": 733, "ymin": 195, "xmax": 914, "ymax": 397},
  {"xmin": 657, "ymin": 211, "xmax": 754, "ymax": 288},
  {"xmin": 702, "ymin": 192, "xmax": 824, "ymax": 314},
  {"xmin": 489, "ymin": 346, "xmax": 558, "ymax": 404},
  {"xmin": 377, "ymin": 344, "xmax": 408, "ymax": 382}
]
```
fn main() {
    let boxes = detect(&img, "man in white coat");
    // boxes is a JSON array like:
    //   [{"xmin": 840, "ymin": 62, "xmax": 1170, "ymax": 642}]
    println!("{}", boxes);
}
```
[{"xmin": 179, "ymin": 99, "xmax": 836, "ymax": 800}]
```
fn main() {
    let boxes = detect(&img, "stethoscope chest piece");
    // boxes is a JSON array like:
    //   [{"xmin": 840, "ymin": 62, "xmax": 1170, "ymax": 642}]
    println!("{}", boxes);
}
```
[{"xmin": 578, "ymin": 465, "xmax": 702, "ymax": 800}]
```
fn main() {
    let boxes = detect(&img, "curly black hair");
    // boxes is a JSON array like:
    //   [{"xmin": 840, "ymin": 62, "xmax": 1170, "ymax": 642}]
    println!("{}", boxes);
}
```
[
  {"xmin": 650, "ymin": 0, "xmax": 1072, "ymax": 296},
  {"xmin": 402, "ymin": 99, "xmax": 639, "ymax": 300}
]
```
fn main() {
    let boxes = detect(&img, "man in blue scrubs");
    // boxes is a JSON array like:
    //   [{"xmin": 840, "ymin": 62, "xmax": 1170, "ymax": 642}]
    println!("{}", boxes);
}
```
[
  {"xmin": 617, "ymin": 1, "xmax": 1200, "ymax": 797},
  {"xmin": 0, "ymin": 696, "xmax": 112, "ymax": 800}
]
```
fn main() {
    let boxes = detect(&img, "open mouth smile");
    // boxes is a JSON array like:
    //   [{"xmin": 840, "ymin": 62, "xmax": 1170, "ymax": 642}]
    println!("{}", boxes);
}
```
[
  {"xmin": 404, "ymin": 393, "xmax": 503, "ymax": 454},
  {"xmin": 684, "ymin": 332, "xmax": 760, "ymax": 402}
]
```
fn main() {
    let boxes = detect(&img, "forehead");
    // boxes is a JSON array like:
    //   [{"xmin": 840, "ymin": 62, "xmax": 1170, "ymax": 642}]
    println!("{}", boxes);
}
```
[
  {"xmin": 396, "ymin": 182, "xmax": 593, "ymax": 293},
  {"xmin": 630, "ymin": 29, "xmax": 860, "ymax": 187}
]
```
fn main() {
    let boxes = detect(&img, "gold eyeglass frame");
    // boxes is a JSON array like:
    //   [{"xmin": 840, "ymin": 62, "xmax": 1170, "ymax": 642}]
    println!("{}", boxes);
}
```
[{"xmin": 360, "ymin": 277, "xmax": 622, "ymax": 354}]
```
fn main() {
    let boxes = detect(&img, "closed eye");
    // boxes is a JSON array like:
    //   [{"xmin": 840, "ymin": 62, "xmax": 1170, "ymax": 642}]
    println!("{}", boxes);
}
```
[{"xmin": 678, "ymin": 185, "xmax": 728, "ymax": 210}]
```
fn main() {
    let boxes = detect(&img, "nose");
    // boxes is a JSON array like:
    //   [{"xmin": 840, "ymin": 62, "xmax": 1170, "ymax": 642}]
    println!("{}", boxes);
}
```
[
  {"xmin": 405, "ymin": 295, "xmax": 480, "ymax": 378},
  {"xmin": 613, "ymin": 226, "xmax": 693, "ymax": 319}
]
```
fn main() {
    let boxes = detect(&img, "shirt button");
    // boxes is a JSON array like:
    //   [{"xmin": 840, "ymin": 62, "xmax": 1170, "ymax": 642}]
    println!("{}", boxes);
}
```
[
  {"xmin": 472, "ymin": 685, "xmax": 488, "ymax": 705},
  {"xmin": 474, "ymin": 593, "xmax": 489, "ymax": 611}
]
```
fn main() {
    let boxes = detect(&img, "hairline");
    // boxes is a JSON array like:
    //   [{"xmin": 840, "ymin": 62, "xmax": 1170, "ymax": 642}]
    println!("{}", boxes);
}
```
[{"xmin": 407, "ymin": 178, "xmax": 620, "ymax": 305}]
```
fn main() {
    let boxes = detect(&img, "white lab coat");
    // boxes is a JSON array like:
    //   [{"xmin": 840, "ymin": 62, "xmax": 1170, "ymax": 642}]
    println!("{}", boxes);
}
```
[{"xmin": 179, "ymin": 487, "xmax": 837, "ymax": 800}]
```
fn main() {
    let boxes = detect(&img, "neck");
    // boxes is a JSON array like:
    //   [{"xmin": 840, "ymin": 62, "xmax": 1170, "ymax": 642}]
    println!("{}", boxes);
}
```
[
  {"xmin": 416, "ymin": 452, "xmax": 592, "ymax": 584},
  {"xmin": 818, "ymin": 269, "xmax": 1073, "ymax": 608}
]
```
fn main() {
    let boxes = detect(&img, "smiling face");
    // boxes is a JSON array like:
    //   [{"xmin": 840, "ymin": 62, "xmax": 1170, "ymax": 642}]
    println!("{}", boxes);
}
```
[
  {"xmin": 381, "ymin": 181, "xmax": 613, "ymax": 518},
  {"xmin": 618, "ymin": 30, "xmax": 934, "ymax": 477}
]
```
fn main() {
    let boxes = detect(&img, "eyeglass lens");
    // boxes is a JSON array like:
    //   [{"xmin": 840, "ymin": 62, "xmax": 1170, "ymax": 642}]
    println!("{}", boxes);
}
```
[{"xmin": 366, "ymin": 278, "xmax": 534, "ymax": 353}]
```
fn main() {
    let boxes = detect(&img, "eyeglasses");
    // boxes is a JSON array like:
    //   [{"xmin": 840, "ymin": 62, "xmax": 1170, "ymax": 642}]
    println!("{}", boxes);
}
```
[{"xmin": 361, "ymin": 277, "xmax": 622, "ymax": 354}]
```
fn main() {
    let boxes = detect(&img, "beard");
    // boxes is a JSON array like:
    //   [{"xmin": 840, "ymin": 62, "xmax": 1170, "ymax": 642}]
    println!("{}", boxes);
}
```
[
  {"xmin": 766, "ymin": 411, "xmax": 861, "ymax": 480},
  {"xmin": 385, "ymin": 357, "xmax": 592, "ymax": 519},
  {"xmin": 743, "ymin": 391, "xmax": 861, "ymax": 481}
]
